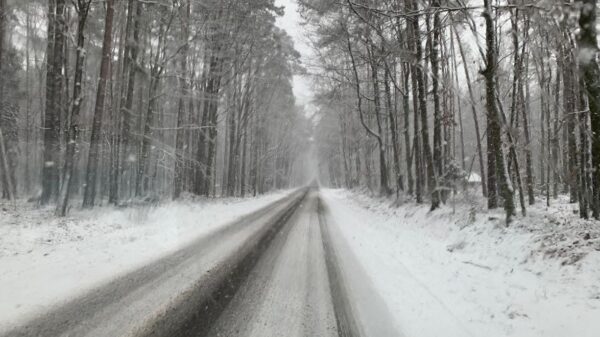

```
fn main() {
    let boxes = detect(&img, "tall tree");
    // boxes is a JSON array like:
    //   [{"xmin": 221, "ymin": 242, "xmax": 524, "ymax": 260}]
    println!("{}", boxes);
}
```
[
  {"xmin": 135, "ymin": 4, "xmax": 171, "ymax": 197},
  {"xmin": 83, "ymin": 0, "xmax": 115, "ymax": 207},
  {"xmin": 430, "ymin": 0, "xmax": 442, "ymax": 210},
  {"xmin": 0, "ymin": 0, "xmax": 16, "ymax": 200},
  {"xmin": 41, "ymin": 0, "xmax": 65, "ymax": 205},
  {"xmin": 56, "ymin": 0, "xmax": 92, "ymax": 216},
  {"xmin": 112, "ymin": 0, "xmax": 142, "ymax": 204},
  {"xmin": 578, "ymin": 0, "xmax": 600, "ymax": 217},
  {"xmin": 173, "ymin": 0, "xmax": 191, "ymax": 200},
  {"xmin": 410, "ymin": 0, "xmax": 436, "ymax": 207},
  {"xmin": 482, "ymin": 0, "xmax": 515, "ymax": 223}
]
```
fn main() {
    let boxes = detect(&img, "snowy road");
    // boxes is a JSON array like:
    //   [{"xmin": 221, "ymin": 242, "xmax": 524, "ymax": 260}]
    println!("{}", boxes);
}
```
[{"xmin": 2, "ymin": 188, "xmax": 399, "ymax": 337}]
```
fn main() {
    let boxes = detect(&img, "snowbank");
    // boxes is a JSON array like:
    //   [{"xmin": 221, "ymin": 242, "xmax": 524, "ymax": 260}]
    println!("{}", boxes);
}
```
[
  {"xmin": 321, "ymin": 189, "xmax": 600, "ymax": 337},
  {"xmin": 0, "ymin": 191, "xmax": 291, "ymax": 330}
]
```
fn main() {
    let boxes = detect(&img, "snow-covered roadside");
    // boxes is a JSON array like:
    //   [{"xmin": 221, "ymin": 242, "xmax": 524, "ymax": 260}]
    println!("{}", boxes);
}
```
[
  {"xmin": 0, "ymin": 191, "xmax": 291, "ymax": 330},
  {"xmin": 321, "ymin": 189, "xmax": 600, "ymax": 337}
]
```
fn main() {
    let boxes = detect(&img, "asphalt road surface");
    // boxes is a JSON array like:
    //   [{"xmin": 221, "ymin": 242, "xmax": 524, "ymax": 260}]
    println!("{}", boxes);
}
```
[{"xmin": 3, "ymin": 188, "xmax": 400, "ymax": 337}]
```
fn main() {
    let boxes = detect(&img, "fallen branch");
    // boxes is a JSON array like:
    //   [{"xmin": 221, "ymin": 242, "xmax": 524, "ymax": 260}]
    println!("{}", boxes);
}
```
[{"xmin": 462, "ymin": 260, "xmax": 493, "ymax": 271}]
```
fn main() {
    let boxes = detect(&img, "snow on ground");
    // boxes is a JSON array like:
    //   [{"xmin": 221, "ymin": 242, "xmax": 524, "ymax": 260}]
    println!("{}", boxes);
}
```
[
  {"xmin": 0, "ymin": 191, "xmax": 291, "ymax": 330},
  {"xmin": 322, "ymin": 188, "xmax": 600, "ymax": 337}
]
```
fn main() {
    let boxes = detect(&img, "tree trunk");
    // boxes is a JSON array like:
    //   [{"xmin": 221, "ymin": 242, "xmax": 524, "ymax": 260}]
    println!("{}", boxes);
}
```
[
  {"xmin": 56, "ymin": 0, "xmax": 91, "ymax": 216},
  {"xmin": 111, "ymin": 0, "xmax": 141, "ymax": 204},
  {"xmin": 578, "ymin": 76, "xmax": 591, "ymax": 218},
  {"xmin": 402, "ymin": 65, "xmax": 413, "ymax": 195},
  {"xmin": 384, "ymin": 61, "xmax": 402, "ymax": 196},
  {"xmin": 136, "ymin": 10, "xmax": 169, "ymax": 197},
  {"xmin": 173, "ymin": 0, "xmax": 190, "ymax": 200},
  {"xmin": 578, "ymin": 0, "xmax": 600, "ymax": 218},
  {"xmin": 0, "ymin": 128, "xmax": 14, "ymax": 201},
  {"xmin": 83, "ymin": 0, "xmax": 114, "ymax": 208},
  {"xmin": 430, "ymin": 0, "xmax": 442, "ymax": 210},
  {"xmin": 136, "ymin": 71, "xmax": 160, "ymax": 197},
  {"xmin": 240, "ymin": 121, "xmax": 248, "ymax": 197},
  {"xmin": 194, "ymin": 73, "xmax": 209, "ymax": 195},
  {"xmin": 0, "ymin": 0, "xmax": 17, "ymax": 200},
  {"xmin": 553, "ymin": 58, "xmax": 561, "ymax": 199},
  {"xmin": 563, "ymin": 41, "xmax": 579, "ymax": 203},
  {"xmin": 415, "ymin": 19, "xmax": 436, "ymax": 206},
  {"xmin": 41, "ymin": 0, "xmax": 65, "ymax": 205},
  {"xmin": 521, "ymin": 73, "xmax": 535, "ymax": 205},
  {"xmin": 411, "ymin": 64, "xmax": 423, "ymax": 203},
  {"xmin": 483, "ymin": 0, "xmax": 515, "ymax": 223},
  {"xmin": 204, "ymin": 59, "xmax": 223, "ymax": 196},
  {"xmin": 367, "ymin": 45, "xmax": 391, "ymax": 196}
]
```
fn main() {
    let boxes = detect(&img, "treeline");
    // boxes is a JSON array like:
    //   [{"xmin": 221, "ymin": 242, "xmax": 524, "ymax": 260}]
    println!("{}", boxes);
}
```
[
  {"xmin": 0, "ymin": 0, "xmax": 309, "ymax": 215},
  {"xmin": 302, "ymin": 0, "xmax": 600, "ymax": 223}
]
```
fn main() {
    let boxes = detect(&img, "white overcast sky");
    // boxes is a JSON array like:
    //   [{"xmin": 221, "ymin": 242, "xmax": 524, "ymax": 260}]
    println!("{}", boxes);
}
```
[{"xmin": 274, "ymin": 0, "xmax": 315, "ymax": 112}]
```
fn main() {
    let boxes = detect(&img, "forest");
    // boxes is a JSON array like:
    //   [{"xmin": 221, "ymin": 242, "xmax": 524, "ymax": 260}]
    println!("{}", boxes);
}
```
[
  {"xmin": 0, "ymin": 0, "xmax": 310, "ymax": 216},
  {"xmin": 303, "ymin": 0, "xmax": 600, "ymax": 223},
  {"xmin": 1, "ymin": 0, "xmax": 600, "ymax": 224}
]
